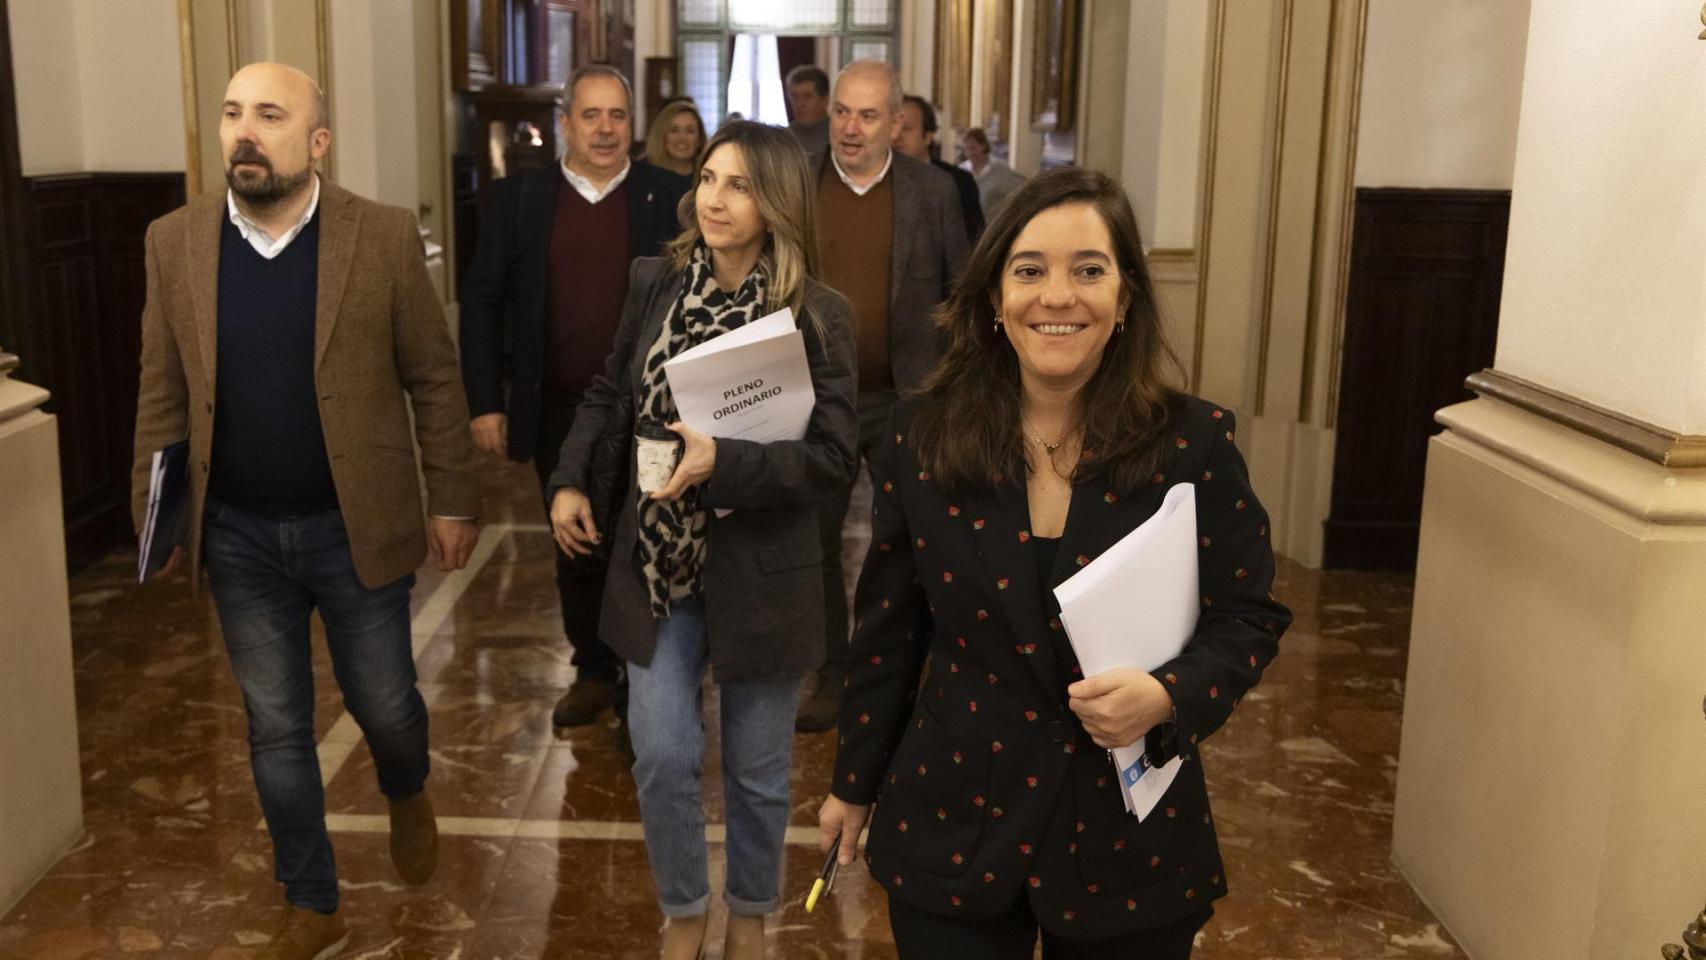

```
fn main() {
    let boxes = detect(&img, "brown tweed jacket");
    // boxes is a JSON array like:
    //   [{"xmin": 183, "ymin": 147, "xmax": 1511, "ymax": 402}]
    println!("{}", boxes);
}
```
[{"xmin": 130, "ymin": 180, "xmax": 480, "ymax": 590}]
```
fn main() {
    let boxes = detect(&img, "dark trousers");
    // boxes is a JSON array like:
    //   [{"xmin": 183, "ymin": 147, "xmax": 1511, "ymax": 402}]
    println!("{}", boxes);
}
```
[
  {"xmin": 202, "ymin": 496, "xmax": 427, "ymax": 913},
  {"xmin": 888, "ymin": 893, "xmax": 1210, "ymax": 959},
  {"xmin": 535, "ymin": 395, "xmax": 622, "ymax": 685},
  {"xmin": 815, "ymin": 387, "xmax": 898, "ymax": 676}
]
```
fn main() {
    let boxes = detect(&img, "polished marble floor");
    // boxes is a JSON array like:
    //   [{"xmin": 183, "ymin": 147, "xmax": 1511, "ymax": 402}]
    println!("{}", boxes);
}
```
[{"xmin": 0, "ymin": 457, "xmax": 1464, "ymax": 959}]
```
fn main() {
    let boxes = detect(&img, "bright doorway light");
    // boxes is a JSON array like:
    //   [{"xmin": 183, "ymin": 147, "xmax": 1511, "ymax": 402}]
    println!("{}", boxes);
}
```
[{"xmin": 726, "ymin": 34, "xmax": 789, "ymax": 127}]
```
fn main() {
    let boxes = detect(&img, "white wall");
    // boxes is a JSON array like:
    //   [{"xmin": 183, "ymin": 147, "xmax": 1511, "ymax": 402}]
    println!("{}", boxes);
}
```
[
  {"xmin": 9, "ymin": 0, "xmax": 84, "ymax": 175},
  {"xmin": 1354, "ymin": 0, "xmax": 1529, "ymax": 189},
  {"xmin": 8, "ymin": 0, "xmax": 185, "ymax": 176},
  {"xmin": 1150, "ymin": 0, "xmax": 1205, "ymax": 249},
  {"xmin": 328, "ymin": 0, "xmax": 419, "ymax": 210},
  {"xmin": 1493, "ymin": 0, "xmax": 1706, "ymax": 435},
  {"xmin": 1119, "ymin": 2, "xmax": 1165, "ymax": 245},
  {"xmin": 73, "ymin": 0, "xmax": 185, "ymax": 172},
  {"xmin": 898, "ymin": 0, "xmax": 933, "ymax": 108},
  {"xmin": 1116, "ymin": 0, "xmax": 1207, "ymax": 249}
]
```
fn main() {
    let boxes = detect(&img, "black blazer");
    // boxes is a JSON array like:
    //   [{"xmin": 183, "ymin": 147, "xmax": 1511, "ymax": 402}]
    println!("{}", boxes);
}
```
[
  {"xmin": 458, "ymin": 162, "xmax": 690, "ymax": 461},
  {"xmin": 807, "ymin": 150, "xmax": 970, "ymax": 393},
  {"xmin": 832, "ymin": 397, "xmax": 1290, "ymax": 938},
  {"xmin": 933, "ymin": 158, "xmax": 985, "ymax": 244},
  {"xmin": 549, "ymin": 256, "xmax": 859, "ymax": 683}
]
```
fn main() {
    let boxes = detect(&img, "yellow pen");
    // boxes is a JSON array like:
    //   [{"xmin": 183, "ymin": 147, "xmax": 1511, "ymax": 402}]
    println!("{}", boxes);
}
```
[{"xmin": 805, "ymin": 835, "xmax": 841, "ymax": 913}]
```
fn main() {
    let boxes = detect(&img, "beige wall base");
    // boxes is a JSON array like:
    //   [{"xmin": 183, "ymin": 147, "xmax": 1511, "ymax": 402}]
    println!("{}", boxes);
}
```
[
  {"xmin": 1148, "ymin": 249, "xmax": 1199, "ymax": 380},
  {"xmin": 1392, "ymin": 397, "xmax": 1706, "ymax": 960},
  {"xmin": 1244, "ymin": 412, "xmax": 1332, "ymax": 569},
  {"xmin": 0, "ymin": 381, "xmax": 84, "ymax": 915},
  {"xmin": 1149, "ymin": 249, "xmax": 1331, "ymax": 569}
]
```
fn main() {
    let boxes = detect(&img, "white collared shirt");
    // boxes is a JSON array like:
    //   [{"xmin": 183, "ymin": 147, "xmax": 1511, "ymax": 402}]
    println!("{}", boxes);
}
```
[
  {"xmin": 226, "ymin": 175, "xmax": 322, "ymax": 259},
  {"xmin": 831, "ymin": 149, "xmax": 893, "ymax": 197},
  {"xmin": 561, "ymin": 156, "xmax": 632, "ymax": 204}
]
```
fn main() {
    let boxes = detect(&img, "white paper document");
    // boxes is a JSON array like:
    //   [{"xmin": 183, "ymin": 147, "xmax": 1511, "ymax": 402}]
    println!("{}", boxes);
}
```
[
  {"xmin": 1053, "ymin": 482, "xmax": 1199, "ymax": 820},
  {"xmin": 663, "ymin": 307, "xmax": 814, "ymax": 445},
  {"xmin": 663, "ymin": 308, "xmax": 815, "ymax": 516}
]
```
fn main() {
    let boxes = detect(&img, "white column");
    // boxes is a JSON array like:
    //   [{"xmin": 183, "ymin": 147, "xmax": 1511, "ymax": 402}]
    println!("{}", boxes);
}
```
[
  {"xmin": 327, "ymin": 0, "xmax": 420, "ymax": 211},
  {"xmin": 1392, "ymin": 4, "xmax": 1706, "ymax": 958},
  {"xmin": 0, "ymin": 354, "xmax": 82, "ymax": 915},
  {"xmin": 1490, "ymin": 5, "xmax": 1706, "ymax": 434}
]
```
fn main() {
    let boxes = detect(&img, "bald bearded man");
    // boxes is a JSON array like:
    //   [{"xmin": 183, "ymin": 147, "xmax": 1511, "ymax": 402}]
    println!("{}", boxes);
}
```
[{"xmin": 131, "ymin": 62, "xmax": 479, "ymax": 960}]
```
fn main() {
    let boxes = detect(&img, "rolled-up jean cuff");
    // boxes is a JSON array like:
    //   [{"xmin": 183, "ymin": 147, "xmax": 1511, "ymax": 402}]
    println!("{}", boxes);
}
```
[
  {"xmin": 660, "ymin": 892, "xmax": 711, "ymax": 920},
  {"xmin": 725, "ymin": 890, "xmax": 779, "ymax": 917}
]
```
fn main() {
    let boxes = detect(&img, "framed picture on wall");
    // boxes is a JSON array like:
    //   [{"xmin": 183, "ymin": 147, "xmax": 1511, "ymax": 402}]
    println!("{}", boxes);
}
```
[
  {"xmin": 1030, "ymin": 0, "xmax": 1079, "ymax": 132},
  {"xmin": 453, "ymin": 0, "xmax": 500, "ymax": 90},
  {"xmin": 987, "ymin": 2, "xmax": 1013, "ymax": 141},
  {"xmin": 546, "ymin": 7, "xmax": 576, "ymax": 84}
]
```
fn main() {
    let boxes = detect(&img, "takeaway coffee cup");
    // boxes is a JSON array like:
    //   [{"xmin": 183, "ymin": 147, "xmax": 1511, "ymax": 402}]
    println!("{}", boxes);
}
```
[{"xmin": 634, "ymin": 420, "xmax": 683, "ymax": 494}]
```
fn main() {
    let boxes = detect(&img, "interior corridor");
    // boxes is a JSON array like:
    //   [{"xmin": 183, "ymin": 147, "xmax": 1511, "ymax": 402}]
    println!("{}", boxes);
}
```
[{"xmin": 0, "ymin": 454, "xmax": 1463, "ymax": 959}]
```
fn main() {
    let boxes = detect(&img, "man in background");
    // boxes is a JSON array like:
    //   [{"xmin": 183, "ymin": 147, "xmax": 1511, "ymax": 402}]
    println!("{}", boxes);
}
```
[
  {"xmin": 959, "ymin": 126, "xmax": 1026, "ymax": 218},
  {"xmin": 799, "ymin": 60, "xmax": 969, "ymax": 731},
  {"xmin": 132, "ymin": 61, "xmax": 480, "ymax": 960},
  {"xmin": 893, "ymin": 94, "xmax": 984, "ymax": 243},
  {"xmin": 459, "ymin": 65, "xmax": 689, "ymax": 733},
  {"xmin": 786, "ymin": 64, "xmax": 831, "ymax": 154}
]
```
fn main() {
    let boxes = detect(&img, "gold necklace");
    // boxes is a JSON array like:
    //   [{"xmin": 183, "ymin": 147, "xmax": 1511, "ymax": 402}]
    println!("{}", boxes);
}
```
[{"xmin": 1022, "ymin": 420, "xmax": 1069, "ymax": 455}]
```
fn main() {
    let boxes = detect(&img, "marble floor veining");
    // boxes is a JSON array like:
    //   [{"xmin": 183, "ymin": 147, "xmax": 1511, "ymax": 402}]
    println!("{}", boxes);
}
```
[{"xmin": 0, "ymin": 457, "xmax": 1464, "ymax": 959}]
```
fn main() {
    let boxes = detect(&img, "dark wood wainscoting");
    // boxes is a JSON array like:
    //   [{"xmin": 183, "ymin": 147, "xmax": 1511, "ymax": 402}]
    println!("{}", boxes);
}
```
[
  {"xmin": 8, "ymin": 173, "xmax": 186, "ymax": 572},
  {"xmin": 1324, "ymin": 187, "xmax": 1510, "ymax": 570}
]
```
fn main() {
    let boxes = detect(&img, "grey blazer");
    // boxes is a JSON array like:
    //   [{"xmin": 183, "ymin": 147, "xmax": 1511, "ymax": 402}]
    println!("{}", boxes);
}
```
[
  {"xmin": 809, "ymin": 150, "xmax": 971, "ymax": 393},
  {"xmin": 549, "ymin": 256, "xmax": 859, "ymax": 683}
]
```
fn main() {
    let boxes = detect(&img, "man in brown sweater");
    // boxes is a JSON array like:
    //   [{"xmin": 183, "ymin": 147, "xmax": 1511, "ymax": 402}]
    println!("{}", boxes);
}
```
[{"xmin": 800, "ymin": 60, "xmax": 970, "ymax": 731}]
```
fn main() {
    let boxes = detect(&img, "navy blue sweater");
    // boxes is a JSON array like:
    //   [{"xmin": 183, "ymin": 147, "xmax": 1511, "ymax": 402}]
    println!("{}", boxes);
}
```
[{"xmin": 208, "ymin": 212, "xmax": 340, "ymax": 517}]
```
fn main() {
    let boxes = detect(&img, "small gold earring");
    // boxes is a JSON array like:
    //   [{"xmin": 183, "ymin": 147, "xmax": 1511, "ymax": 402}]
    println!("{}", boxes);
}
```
[{"xmin": 993, "ymin": 314, "xmax": 1004, "ymax": 333}]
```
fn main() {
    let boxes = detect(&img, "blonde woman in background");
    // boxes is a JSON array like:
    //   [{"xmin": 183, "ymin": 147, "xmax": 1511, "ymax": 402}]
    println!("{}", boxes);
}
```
[{"xmin": 645, "ymin": 99, "xmax": 707, "ymax": 176}]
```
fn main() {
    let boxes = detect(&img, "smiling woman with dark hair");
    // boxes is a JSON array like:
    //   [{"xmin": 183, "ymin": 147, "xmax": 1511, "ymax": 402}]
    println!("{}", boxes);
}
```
[{"xmin": 819, "ymin": 167, "xmax": 1291, "ymax": 958}]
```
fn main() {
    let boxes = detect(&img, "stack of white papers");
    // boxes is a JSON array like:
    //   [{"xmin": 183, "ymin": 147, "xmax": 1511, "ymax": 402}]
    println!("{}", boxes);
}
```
[
  {"xmin": 663, "ymin": 307, "xmax": 815, "ymax": 445},
  {"xmin": 1053, "ymin": 482, "xmax": 1199, "ymax": 820},
  {"xmin": 663, "ymin": 308, "xmax": 816, "ymax": 515}
]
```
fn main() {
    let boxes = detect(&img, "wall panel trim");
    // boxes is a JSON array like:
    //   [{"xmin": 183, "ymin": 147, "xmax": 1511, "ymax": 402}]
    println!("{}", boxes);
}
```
[
  {"xmin": 1466, "ymin": 369, "xmax": 1706, "ymax": 470},
  {"xmin": 1436, "ymin": 398, "xmax": 1706, "ymax": 526}
]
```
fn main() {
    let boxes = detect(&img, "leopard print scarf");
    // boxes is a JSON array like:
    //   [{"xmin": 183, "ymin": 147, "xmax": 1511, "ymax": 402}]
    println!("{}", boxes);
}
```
[{"xmin": 634, "ymin": 243, "xmax": 769, "ymax": 619}]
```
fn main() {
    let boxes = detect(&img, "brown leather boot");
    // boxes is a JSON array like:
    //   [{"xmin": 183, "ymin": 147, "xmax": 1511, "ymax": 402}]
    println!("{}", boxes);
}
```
[
  {"xmin": 387, "ymin": 790, "xmax": 438, "ymax": 885},
  {"xmin": 793, "ymin": 667, "xmax": 844, "ymax": 732},
  {"xmin": 723, "ymin": 912, "xmax": 765, "ymax": 960},
  {"xmin": 552, "ymin": 675, "xmax": 618, "ymax": 727},
  {"xmin": 658, "ymin": 913, "xmax": 708, "ymax": 960},
  {"xmin": 257, "ymin": 905, "xmax": 348, "ymax": 960}
]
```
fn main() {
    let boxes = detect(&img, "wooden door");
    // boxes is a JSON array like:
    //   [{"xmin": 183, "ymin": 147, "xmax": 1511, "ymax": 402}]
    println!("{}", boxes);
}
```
[{"xmin": 1323, "ymin": 187, "xmax": 1510, "ymax": 570}]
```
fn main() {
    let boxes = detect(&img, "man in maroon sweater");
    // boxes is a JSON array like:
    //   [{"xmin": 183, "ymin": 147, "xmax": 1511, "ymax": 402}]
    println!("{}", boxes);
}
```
[{"xmin": 459, "ymin": 66, "xmax": 689, "ymax": 732}]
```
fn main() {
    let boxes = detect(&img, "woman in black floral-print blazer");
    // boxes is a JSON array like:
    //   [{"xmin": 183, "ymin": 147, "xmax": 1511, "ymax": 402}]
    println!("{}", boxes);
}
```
[{"xmin": 818, "ymin": 168, "xmax": 1291, "ymax": 959}]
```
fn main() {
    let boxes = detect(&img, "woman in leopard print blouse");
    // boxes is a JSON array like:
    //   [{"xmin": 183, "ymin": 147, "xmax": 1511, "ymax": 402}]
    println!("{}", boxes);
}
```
[{"xmin": 549, "ymin": 121, "xmax": 858, "ymax": 960}]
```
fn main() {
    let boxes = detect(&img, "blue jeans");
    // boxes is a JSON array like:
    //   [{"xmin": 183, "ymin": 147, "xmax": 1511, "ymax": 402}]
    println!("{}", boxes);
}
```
[
  {"xmin": 626, "ymin": 598, "xmax": 802, "ymax": 918},
  {"xmin": 202, "ymin": 496, "xmax": 427, "ymax": 913}
]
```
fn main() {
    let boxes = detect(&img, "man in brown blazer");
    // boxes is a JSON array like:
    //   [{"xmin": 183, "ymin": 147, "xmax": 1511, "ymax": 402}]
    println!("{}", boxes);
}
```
[{"xmin": 130, "ymin": 62, "xmax": 479, "ymax": 960}]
